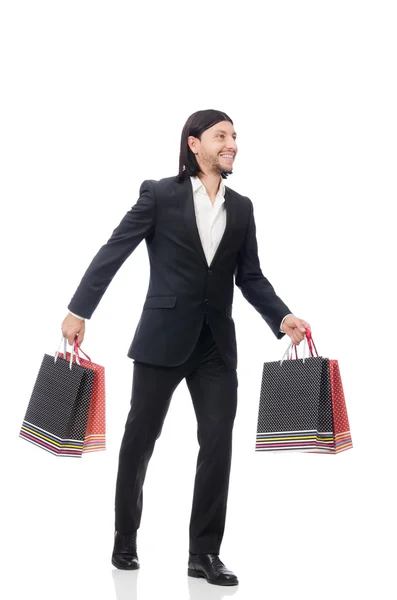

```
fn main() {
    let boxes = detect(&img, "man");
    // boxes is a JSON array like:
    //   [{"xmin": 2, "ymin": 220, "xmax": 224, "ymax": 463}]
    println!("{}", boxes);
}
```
[{"xmin": 62, "ymin": 109, "xmax": 310, "ymax": 587}]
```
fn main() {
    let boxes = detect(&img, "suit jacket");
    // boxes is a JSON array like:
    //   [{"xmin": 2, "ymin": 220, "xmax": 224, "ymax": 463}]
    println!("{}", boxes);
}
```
[{"xmin": 68, "ymin": 175, "xmax": 292, "ymax": 370}]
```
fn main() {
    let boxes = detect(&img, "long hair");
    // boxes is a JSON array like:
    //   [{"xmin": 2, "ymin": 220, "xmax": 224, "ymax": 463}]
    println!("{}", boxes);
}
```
[{"xmin": 177, "ymin": 109, "xmax": 233, "ymax": 182}]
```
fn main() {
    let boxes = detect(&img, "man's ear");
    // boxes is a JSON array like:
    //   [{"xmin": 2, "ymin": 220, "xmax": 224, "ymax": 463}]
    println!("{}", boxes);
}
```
[{"xmin": 187, "ymin": 135, "xmax": 199, "ymax": 154}]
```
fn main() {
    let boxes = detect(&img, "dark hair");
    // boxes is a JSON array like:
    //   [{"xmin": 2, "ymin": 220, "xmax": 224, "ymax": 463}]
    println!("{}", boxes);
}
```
[{"xmin": 177, "ymin": 109, "xmax": 233, "ymax": 182}]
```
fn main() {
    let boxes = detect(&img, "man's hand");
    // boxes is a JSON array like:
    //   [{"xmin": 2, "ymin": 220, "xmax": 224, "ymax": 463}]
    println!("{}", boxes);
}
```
[
  {"xmin": 282, "ymin": 314, "xmax": 311, "ymax": 345},
  {"xmin": 61, "ymin": 312, "xmax": 86, "ymax": 346}
]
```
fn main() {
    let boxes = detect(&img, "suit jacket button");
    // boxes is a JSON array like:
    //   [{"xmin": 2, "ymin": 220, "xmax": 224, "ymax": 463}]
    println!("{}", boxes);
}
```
[
  {"xmin": 208, "ymin": 270, "xmax": 212, "ymax": 275},
  {"xmin": 204, "ymin": 299, "xmax": 208, "ymax": 303}
]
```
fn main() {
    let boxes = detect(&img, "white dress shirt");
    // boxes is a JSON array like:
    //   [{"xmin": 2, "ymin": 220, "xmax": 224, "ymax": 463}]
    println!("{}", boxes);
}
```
[
  {"xmin": 190, "ymin": 175, "xmax": 227, "ymax": 265},
  {"xmin": 69, "ymin": 176, "xmax": 291, "ymax": 331}
]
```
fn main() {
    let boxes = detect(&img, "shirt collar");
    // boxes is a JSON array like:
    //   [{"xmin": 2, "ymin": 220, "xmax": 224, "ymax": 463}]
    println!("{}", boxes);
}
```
[{"xmin": 190, "ymin": 175, "xmax": 225, "ymax": 198}]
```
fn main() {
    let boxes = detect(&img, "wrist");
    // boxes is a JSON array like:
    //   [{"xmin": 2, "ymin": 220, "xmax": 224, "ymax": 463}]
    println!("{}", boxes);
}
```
[
  {"xmin": 69, "ymin": 310, "xmax": 85, "ymax": 320},
  {"xmin": 280, "ymin": 313, "xmax": 293, "ymax": 333}
]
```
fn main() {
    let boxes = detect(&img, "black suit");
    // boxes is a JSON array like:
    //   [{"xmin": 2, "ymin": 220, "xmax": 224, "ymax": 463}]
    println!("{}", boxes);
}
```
[{"xmin": 68, "ymin": 175, "xmax": 291, "ymax": 553}]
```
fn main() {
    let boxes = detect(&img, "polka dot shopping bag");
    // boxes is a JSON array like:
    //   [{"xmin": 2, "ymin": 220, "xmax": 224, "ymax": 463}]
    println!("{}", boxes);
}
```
[
  {"xmin": 19, "ymin": 337, "xmax": 105, "ymax": 457},
  {"xmin": 61, "ymin": 339, "xmax": 106, "ymax": 454},
  {"xmin": 255, "ymin": 330, "xmax": 353, "ymax": 454}
]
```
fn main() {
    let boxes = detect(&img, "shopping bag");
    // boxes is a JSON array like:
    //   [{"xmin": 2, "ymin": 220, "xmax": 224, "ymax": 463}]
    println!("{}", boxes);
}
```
[
  {"xmin": 328, "ymin": 359, "xmax": 353, "ymax": 452},
  {"xmin": 19, "ymin": 337, "xmax": 95, "ymax": 457},
  {"xmin": 59, "ymin": 341, "xmax": 106, "ymax": 453},
  {"xmin": 255, "ymin": 330, "xmax": 353, "ymax": 453}
]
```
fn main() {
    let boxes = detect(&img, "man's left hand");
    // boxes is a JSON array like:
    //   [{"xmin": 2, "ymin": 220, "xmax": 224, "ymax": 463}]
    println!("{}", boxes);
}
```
[{"xmin": 282, "ymin": 315, "xmax": 311, "ymax": 345}]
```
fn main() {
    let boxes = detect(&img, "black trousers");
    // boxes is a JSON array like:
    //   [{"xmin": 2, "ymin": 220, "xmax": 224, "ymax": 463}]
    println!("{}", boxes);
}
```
[{"xmin": 114, "ymin": 317, "xmax": 238, "ymax": 554}]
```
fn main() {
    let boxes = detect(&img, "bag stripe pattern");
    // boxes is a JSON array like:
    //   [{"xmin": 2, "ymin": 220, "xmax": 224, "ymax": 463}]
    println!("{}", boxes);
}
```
[
  {"xmin": 20, "ymin": 421, "xmax": 84, "ymax": 456},
  {"xmin": 256, "ymin": 430, "xmax": 335, "ymax": 451},
  {"xmin": 83, "ymin": 434, "xmax": 106, "ymax": 452}
]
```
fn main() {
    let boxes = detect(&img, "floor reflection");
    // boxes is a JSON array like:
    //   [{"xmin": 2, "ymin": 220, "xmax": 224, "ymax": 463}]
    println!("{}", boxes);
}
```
[
  {"xmin": 112, "ymin": 569, "xmax": 139, "ymax": 600},
  {"xmin": 112, "ymin": 567, "xmax": 240, "ymax": 600},
  {"xmin": 187, "ymin": 576, "xmax": 239, "ymax": 600}
]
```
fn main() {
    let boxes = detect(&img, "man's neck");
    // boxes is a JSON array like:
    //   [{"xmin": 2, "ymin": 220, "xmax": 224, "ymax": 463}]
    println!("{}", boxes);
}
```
[{"xmin": 197, "ymin": 172, "xmax": 222, "ymax": 203}]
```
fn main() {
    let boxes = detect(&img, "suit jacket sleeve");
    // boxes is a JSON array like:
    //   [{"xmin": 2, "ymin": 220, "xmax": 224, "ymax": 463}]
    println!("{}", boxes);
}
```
[
  {"xmin": 67, "ymin": 180, "xmax": 156, "ymax": 319},
  {"xmin": 234, "ymin": 200, "xmax": 292, "ymax": 339}
]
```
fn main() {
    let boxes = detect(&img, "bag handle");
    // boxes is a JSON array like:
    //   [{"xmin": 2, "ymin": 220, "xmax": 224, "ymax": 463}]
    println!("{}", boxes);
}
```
[
  {"xmin": 53, "ymin": 334, "xmax": 92, "ymax": 370},
  {"xmin": 280, "ymin": 329, "xmax": 318, "ymax": 366},
  {"xmin": 54, "ymin": 335, "xmax": 80, "ymax": 370},
  {"xmin": 305, "ymin": 329, "xmax": 318, "ymax": 357},
  {"xmin": 73, "ymin": 338, "xmax": 92, "ymax": 362}
]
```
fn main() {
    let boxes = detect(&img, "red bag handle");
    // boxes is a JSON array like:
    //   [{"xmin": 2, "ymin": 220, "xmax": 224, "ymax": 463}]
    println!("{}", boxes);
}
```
[
  {"xmin": 281, "ymin": 328, "xmax": 318, "ymax": 365},
  {"xmin": 73, "ymin": 336, "xmax": 92, "ymax": 362},
  {"xmin": 304, "ymin": 329, "xmax": 318, "ymax": 357}
]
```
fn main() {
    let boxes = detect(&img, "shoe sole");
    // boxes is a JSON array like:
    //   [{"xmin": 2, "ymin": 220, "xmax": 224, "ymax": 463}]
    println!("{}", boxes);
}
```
[{"xmin": 187, "ymin": 568, "xmax": 238, "ymax": 586}]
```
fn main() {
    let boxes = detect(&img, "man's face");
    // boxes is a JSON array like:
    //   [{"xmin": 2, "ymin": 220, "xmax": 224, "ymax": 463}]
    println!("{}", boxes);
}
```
[{"xmin": 188, "ymin": 120, "xmax": 238, "ymax": 176}]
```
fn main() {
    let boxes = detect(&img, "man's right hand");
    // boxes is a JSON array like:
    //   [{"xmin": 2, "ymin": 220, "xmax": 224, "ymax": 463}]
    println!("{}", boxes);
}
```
[{"xmin": 62, "ymin": 313, "xmax": 86, "ymax": 346}]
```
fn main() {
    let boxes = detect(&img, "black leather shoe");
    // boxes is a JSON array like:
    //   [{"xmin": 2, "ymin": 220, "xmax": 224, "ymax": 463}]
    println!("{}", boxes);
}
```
[
  {"xmin": 111, "ymin": 531, "xmax": 140, "ymax": 570},
  {"xmin": 188, "ymin": 553, "xmax": 238, "ymax": 586}
]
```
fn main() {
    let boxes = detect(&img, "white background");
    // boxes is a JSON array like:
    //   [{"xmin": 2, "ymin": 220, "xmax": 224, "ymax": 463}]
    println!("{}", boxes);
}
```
[{"xmin": 1, "ymin": 1, "xmax": 396, "ymax": 599}]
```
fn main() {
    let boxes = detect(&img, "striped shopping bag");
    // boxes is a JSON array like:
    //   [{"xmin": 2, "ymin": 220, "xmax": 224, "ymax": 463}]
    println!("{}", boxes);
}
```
[{"xmin": 255, "ymin": 330, "xmax": 353, "ymax": 454}]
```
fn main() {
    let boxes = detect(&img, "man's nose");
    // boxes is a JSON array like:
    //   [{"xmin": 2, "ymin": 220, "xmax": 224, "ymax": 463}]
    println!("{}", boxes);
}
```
[{"xmin": 226, "ymin": 138, "xmax": 237, "ymax": 152}]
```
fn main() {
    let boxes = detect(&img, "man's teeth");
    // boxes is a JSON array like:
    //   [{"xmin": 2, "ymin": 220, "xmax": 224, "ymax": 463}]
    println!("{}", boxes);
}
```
[{"xmin": 220, "ymin": 155, "xmax": 234, "ymax": 158}]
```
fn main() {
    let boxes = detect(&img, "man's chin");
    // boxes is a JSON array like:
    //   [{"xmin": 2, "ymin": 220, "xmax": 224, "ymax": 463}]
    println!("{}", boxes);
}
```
[
  {"xmin": 218, "ymin": 164, "xmax": 233, "ymax": 175},
  {"xmin": 209, "ymin": 164, "xmax": 233, "ymax": 177}
]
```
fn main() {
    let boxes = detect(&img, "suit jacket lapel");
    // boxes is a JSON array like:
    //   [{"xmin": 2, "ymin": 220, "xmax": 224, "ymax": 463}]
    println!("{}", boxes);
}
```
[
  {"xmin": 175, "ymin": 177, "xmax": 235, "ymax": 268},
  {"xmin": 177, "ymin": 177, "xmax": 207, "ymax": 266}
]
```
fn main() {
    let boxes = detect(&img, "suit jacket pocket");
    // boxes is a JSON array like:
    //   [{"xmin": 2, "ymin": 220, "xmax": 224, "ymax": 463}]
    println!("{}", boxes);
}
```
[{"xmin": 143, "ymin": 295, "xmax": 177, "ymax": 309}]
